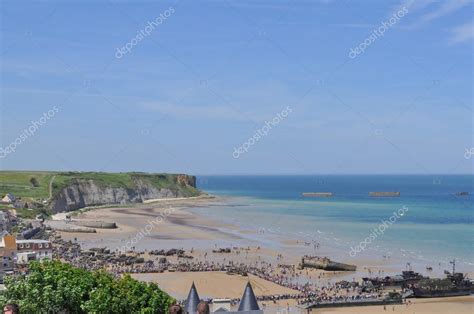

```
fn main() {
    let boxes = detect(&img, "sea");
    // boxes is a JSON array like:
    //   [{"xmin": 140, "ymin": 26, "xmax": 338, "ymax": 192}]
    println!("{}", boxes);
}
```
[{"xmin": 192, "ymin": 175, "xmax": 473, "ymax": 275}]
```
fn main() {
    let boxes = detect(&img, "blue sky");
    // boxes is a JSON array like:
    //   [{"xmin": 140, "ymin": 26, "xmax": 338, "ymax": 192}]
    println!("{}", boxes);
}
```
[{"xmin": 0, "ymin": 0, "xmax": 472, "ymax": 174}]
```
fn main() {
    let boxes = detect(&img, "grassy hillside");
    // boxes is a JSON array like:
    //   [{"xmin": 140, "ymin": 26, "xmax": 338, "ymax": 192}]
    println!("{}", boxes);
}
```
[
  {"xmin": 0, "ymin": 171, "xmax": 54, "ymax": 200},
  {"xmin": 0, "ymin": 171, "xmax": 199, "ymax": 202}
]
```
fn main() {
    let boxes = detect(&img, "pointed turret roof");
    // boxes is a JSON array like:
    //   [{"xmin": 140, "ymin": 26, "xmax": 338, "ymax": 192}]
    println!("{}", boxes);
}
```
[
  {"xmin": 238, "ymin": 282, "xmax": 260, "ymax": 311},
  {"xmin": 184, "ymin": 282, "xmax": 200, "ymax": 314}
]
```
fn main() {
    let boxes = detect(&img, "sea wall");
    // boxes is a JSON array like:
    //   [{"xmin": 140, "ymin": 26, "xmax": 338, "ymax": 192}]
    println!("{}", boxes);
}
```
[{"xmin": 73, "ymin": 221, "xmax": 117, "ymax": 229}]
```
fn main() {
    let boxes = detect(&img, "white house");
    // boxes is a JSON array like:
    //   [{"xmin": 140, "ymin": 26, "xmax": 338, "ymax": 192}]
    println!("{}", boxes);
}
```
[
  {"xmin": 16, "ymin": 239, "xmax": 53, "ymax": 263},
  {"xmin": 16, "ymin": 252, "xmax": 37, "ymax": 264}
]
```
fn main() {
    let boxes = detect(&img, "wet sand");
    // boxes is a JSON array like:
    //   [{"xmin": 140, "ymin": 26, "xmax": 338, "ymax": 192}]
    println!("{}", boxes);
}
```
[{"xmin": 58, "ymin": 196, "xmax": 242, "ymax": 251}]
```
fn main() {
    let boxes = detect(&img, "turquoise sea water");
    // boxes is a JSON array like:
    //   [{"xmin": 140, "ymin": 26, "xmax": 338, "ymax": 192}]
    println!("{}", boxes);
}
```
[{"xmin": 194, "ymin": 175, "xmax": 473, "ymax": 273}]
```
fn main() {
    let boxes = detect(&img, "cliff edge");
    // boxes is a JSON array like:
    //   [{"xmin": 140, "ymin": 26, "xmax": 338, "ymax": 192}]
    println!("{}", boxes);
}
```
[
  {"xmin": 49, "ymin": 172, "xmax": 199, "ymax": 212},
  {"xmin": 0, "ymin": 171, "xmax": 200, "ymax": 213}
]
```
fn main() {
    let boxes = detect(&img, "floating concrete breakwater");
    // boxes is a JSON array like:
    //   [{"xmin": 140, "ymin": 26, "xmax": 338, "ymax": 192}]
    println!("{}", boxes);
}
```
[
  {"xmin": 302, "ymin": 192, "xmax": 333, "ymax": 197},
  {"xmin": 369, "ymin": 191, "xmax": 400, "ymax": 197}
]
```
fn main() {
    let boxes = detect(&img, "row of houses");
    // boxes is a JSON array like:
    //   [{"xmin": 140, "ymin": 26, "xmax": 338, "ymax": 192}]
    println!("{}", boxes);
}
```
[{"xmin": 0, "ymin": 233, "xmax": 53, "ymax": 273}]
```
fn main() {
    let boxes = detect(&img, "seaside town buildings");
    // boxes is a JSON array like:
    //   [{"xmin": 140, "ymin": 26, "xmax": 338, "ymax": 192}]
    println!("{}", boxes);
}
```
[
  {"xmin": 0, "ymin": 233, "xmax": 16, "ymax": 273},
  {"xmin": 0, "ymin": 233, "xmax": 53, "ymax": 274},
  {"xmin": 16, "ymin": 239, "xmax": 53, "ymax": 264},
  {"xmin": 0, "ymin": 212, "xmax": 9, "ymax": 233}
]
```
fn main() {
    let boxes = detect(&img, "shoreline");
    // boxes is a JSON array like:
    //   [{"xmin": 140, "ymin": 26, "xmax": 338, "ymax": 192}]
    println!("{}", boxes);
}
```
[
  {"xmin": 55, "ymin": 194, "xmax": 471, "ymax": 277},
  {"xmin": 51, "ymin": 195, "xmax": 474, "ymax": 313}
]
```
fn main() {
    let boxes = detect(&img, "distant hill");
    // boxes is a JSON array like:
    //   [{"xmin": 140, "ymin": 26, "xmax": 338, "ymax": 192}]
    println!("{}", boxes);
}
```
[{"xmin": 0, "ymin": 171, "xmax": 200, "ymax": 213}]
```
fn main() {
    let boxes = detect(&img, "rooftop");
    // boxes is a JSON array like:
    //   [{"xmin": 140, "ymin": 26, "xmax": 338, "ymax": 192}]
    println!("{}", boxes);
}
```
[{"xmin": 16, "ymin": 239, "xmax": 50, "ymax": 244}]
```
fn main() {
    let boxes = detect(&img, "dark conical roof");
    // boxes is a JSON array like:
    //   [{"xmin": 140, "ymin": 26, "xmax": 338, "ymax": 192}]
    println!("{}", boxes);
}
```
[
  {"xmin": 184, "ymin": 282, "xmax": 200, "ymax": 314},
  {"xmin": 238, "ymin": 282, "xmax": 260, "ymax": 311}
]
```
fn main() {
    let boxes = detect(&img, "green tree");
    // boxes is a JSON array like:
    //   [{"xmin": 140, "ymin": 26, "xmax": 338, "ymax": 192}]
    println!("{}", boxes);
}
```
[
  {"xmin": 0, "ymin": 261, "xmax": 174, "ymax": 314},
  {"xmin": 29, "ymin": 177, "xmax": 40, "ymax": 187}
]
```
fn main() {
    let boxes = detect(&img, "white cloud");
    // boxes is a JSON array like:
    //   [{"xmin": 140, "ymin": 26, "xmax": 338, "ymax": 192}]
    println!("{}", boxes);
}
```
[
  {"xmin": 398, "ymin": 0, "xmax": 471, "ymax": 35},
  {"xmin": 419, "ymin": 0, "xmax": 470, "ymax": 24},
  {"xmin": 396, "ymin": 0, "xmax": 436, "ymax": 12},
  {"xmin": 141, "ymin": 101, "xmax": 254, "ymax": 122},
  {"xmin": 450, "ymin": 21, "xmax": 474, "ymax": 43}
]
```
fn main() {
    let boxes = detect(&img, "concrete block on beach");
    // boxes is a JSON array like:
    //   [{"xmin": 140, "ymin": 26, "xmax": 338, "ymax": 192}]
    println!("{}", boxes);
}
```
[
  {"xmin": 55, "ymin": 226, "xmax": 97, "ymax": 233},
  {"xmin": 45, "ymin": 220, "xmax": 97, "ymax": 233},
  {"xmin": 72, "ymin": 220, "xmax": 117, "ymax": 229}
]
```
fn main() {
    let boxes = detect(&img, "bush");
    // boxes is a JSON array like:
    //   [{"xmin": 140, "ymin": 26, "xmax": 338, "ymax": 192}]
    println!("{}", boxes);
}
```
[
  {"xmin": 29, "ymin": 177, "xmax": 39, "ymax": 187},
  {"xmin": 0, "ymin": 260, "xmax": 174, "ymax": 314}
]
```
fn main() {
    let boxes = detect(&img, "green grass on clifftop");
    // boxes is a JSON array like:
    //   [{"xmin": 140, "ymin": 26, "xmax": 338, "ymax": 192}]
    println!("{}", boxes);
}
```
[
  {"xmin": 0, "ymin": 171, "xmax": 54, "ymax": 200},
  {"xmin": 0, "ymin": 171, "xmax": 200, "ymax": 201}
]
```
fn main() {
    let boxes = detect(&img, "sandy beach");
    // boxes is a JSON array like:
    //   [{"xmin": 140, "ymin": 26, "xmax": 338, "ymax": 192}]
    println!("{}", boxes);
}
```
[
  {"xmin": 132, "ymin": 272, "xmax": 300, "ymax": 300},
  {"xmin": 53, "ymin": 196, "xmax": 474, "ymax": 313},
  {"xmin": 316, "ymin": 296, "xmax": 474, "ymax": 314}
]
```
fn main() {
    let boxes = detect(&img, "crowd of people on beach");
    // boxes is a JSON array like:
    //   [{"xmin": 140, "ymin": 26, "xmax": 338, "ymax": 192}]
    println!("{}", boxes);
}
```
[{"xmin": 49, "ymin": 233, "xmax": 389, "ymax": 306}]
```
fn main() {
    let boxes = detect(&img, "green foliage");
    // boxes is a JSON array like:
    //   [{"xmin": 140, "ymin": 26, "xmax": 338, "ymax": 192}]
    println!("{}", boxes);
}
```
[
  {"xmin": 0, "ymin": 171, "xmax": 53, "ymax": 199},
  {"xmin": 30, "ymin": 177, "xmax": 40, "ymax": 187},
  {"xmin": 0, "ymin": 260, "xmax": 174, "ymax": 314},
  {"xmin": 14, "ymin": 207, "xmax": 52, "ymax": 219}
]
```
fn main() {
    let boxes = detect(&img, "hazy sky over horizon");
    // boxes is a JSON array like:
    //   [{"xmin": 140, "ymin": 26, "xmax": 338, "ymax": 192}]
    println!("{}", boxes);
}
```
[{"xmin": 1, "ymin": 0, "xmax": 473, "ymax": 175}]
